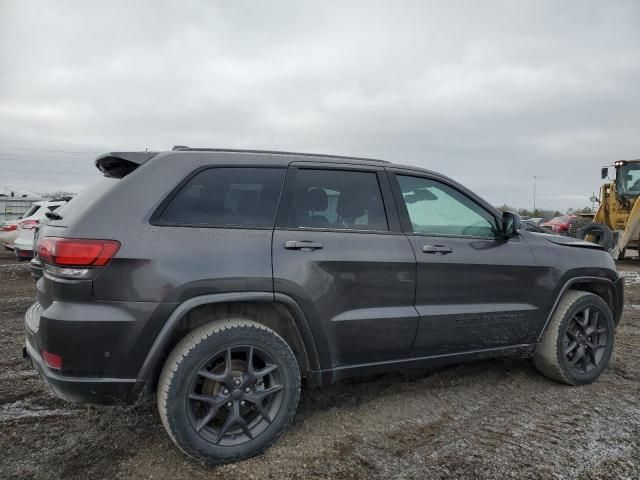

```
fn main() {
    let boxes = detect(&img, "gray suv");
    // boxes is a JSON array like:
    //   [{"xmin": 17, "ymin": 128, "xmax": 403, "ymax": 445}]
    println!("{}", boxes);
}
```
[{"xmin": 24, "ymin": 148, "xmax": 624, "ymax": 464}]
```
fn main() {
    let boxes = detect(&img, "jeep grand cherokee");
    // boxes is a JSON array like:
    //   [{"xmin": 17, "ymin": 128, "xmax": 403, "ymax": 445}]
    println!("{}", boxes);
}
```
[{"xmin": 25, "ymin": 148, "xmax": 623, "ymax": 464}]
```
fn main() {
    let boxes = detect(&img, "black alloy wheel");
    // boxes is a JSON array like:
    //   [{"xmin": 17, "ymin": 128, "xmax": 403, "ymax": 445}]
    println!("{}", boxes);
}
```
[
  {"xmin": 563, "ymin": 306, "xmax": 608, "ymax": 374},
  {"xmin": 187, "ymin": 346, "xmax": 284, "ymax": 446}
]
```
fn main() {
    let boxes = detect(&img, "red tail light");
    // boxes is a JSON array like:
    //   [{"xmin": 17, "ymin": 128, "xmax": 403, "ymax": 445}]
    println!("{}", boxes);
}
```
[
  {"xmin": 42, "ymin": 350, "xmax": 63, "ymax": 370},
  {"xmin": 2, "ymin": 224, "xmax": 17, "ymax": 232},
  {"xmin": 18, "ymin": 219, "xmax": 38, "ymax": 230},
  {"xmin": 38, "ymin": 237, "xmax": 120, "ymax": 267}
]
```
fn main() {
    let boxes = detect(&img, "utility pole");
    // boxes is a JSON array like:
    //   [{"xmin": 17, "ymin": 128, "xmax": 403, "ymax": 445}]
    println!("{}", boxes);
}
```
[{"xmin": 533, "ymin": 175, "xmax": 538, "ymax": 214}]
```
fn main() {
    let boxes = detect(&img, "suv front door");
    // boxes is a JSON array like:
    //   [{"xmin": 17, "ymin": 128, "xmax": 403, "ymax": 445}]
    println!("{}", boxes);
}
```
[
  {"xmin": 272, "ymin": 164, "xmax": 418, "ymax": 369},
  {"xmin": 389, "ymin": 170, "xmax": 546, "ymax": 356}
]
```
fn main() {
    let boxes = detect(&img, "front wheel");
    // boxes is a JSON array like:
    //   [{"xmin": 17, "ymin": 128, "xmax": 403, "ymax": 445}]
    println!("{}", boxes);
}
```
[
  {"xmin": 157, "ymin": 319, "xmax": 301, "ymax": 465},
  {"xmin": 534, "ymin": 291, "xmax": 615, "ymax": 385}
]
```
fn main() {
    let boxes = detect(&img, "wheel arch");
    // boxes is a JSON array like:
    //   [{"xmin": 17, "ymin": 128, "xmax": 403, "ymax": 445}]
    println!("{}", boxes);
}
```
[
  {"xmin": 137, "ymin": 292, "xmax": 320, "ymax": 393},
  {"xmin": 537, "ymin": 276, "xmax": 621, "ymax": 343}
]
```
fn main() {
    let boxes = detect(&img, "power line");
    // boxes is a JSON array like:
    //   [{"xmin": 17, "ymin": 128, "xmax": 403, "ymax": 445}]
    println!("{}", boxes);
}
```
[
  {"xmin": 0, "ymin": 167, "xmax": 93, "ymax": 176},
  {"xmin": 0, "ymin": 135, "xmax": 109, "ymax": 148},
  {"xmin": 0, "ymin": 146, "xmax": 101, "ymax": 154},
  {"xmin": 0, "ymin": 158, "xmax": 95, "ymax": 166},
  {"xmin": 0, "ymin": 152, "xmax": 94, "ymax": 161}
]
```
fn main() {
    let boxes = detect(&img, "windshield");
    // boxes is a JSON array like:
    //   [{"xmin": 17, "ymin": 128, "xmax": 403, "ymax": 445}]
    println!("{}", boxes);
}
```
[{"xmin": 617, "ymin": 163, "xmax": 640, "ymax": 195}]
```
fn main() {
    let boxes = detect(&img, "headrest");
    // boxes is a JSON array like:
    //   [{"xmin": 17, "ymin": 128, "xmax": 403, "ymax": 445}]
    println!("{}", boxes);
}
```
[
  {"xmin": 337, "ymin": 190, "xmax": 366, "ymax": 219},
  {"xmin": 298, "ymin": 187, "xmax": 328, "ymax": 212}
]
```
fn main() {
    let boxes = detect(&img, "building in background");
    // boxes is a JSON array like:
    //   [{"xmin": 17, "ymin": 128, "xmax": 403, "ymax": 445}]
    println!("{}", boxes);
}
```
[{"xmin": 0, "ymin": 191, "xmax": 43, "ymax": 222}]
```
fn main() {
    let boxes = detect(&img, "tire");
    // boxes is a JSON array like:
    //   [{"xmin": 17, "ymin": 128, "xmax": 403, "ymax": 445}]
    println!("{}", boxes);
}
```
[
  {"xmin": 157, "ymin": 319, "xmax": 301, "ymax": 465},
  {"xmin": 568, "ymin": 216, "xmax": 592, "ymax": 238},
  {"xmin": 576, "ymin": 222, "xmax": 614, "ymax": 250},
  {"xmin": 534, "ymin": 291, "xmax": 615, "ymax": 385}
]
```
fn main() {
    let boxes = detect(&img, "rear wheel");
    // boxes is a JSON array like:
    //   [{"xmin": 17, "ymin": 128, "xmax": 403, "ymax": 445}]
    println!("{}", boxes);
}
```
[
  {"xmin": 534, "ymin": 291, "xmax": 615, "ymax": 385},
  {"xmin": 158, "ymin": 319, "xmax": 301, "ymax": 465}
]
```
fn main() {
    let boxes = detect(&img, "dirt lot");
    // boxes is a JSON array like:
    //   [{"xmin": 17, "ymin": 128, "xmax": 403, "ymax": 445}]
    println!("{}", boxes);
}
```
[{"xmin": 1, "ymin": 250, "xmax": 639, "ymax": 480}]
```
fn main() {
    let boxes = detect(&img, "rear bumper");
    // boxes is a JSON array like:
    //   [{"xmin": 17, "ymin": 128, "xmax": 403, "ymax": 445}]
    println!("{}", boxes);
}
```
[
  {"xmin": 24, "ymin": 340, "xmax": 144, "ymax": 405},
  {"xmin": 14, "ymin": 247, "xmax": 33, "ymax": 260},
  {"xmin": 14, "ymin": 234, "xmax": 35, "ymax": 259},
  {"xmin": 24, "ymin": 298, "xmax": 163, "ymax": 405}
]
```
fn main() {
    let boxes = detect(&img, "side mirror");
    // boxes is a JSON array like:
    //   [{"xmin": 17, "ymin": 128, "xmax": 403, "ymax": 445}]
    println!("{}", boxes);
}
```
[
  {"xmin": 502, "ymin": 211, "xmax": 522, "ymax": 237},
  {"xmin": 601, "ymin": 167, "xmax": 609, "ymax": 180}
]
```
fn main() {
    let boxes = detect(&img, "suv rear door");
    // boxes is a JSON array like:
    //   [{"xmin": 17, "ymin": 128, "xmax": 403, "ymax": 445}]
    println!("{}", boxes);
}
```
[
  {"xmin": 388, "ymin": 170, "xmax": 546, "ymax": 355},
  {"xmin": 272, "ymin": 163, "xmax": 418, "ymax": 369}
]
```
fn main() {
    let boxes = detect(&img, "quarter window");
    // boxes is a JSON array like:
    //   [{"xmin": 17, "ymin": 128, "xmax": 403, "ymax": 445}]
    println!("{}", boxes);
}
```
[
  {"xmin": 281, "ymin": 169, "xmax": 388, "ymax": 231},
  {"xmin": 397, "ymin": 175, "xmax": 497, "ymax": 237},
  {"xmin": 159, "ymin": 167, "xmax": 285, "ymax": 228}
]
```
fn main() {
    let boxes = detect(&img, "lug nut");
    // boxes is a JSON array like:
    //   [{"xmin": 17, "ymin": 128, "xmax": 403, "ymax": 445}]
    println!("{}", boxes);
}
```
[
  {"xmin": 226, "ymin": 402, "xmax": 232, "ymax": 408},
  {"xmin": 222, "ymin": 389, "xmax": 229, "ymax": 395},
  {"xmin": 234, "ymin": 379, "xmax": 241, "ymax": 386},
  {"xmin": 245, "ymin": 387, "xmax": 251, "ymax": 393},
  {"xmin": 240, "ymin": 401, "xmax": 246, "ymax": 407}
]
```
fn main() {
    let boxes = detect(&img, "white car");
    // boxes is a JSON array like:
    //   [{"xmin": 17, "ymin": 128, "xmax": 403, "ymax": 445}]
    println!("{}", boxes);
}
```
[
  {"xmin": 0, "ymin": 219, "xmax": 21, "ymax": 250},
  {"xmin": 1, "ymin": 201, "xmax": 47, "ymax": 250},
  {"xmin": 13, "ymin": 200, "xmax": 69, "ymax": 260}
]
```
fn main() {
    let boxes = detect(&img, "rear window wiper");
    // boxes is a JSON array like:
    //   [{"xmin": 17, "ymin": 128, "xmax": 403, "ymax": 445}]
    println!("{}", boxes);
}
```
[{"xmin": 45, "ymin": 211, "xmax": 63, "ymax": 220}]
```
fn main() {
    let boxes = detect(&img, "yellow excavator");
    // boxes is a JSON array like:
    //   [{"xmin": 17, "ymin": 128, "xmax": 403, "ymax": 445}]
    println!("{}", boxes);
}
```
[{"xmin": 575, "ymin": 159, "xmax": 640, "ymax": 259}]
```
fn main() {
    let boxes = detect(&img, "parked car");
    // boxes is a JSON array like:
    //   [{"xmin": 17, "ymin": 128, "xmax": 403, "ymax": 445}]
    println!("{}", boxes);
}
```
[
  {"xmin": 0, "ymin": 219, "xmax": 20, "ymax": 250},
  {"xmin": 29, "ymin": 225, "xmax": 44, "ymax": 281},
  {"xmin": 522, "ymin": 220, "xmax": 553, "ymax": 234},
  {"xmin": 527, "ymin": 217, "xmax": 545, "ymax": 225},
  {"xmin": 13, "ymin": 200, "xmax": 69, "ymax": 260},
  {"xmin": 1, "ymin": 202, "xmax": 47, "ymax": 250},
  {"xmin": 25, "ymin": 148, "xmax": 623, "ymax": 465},
  {"xmin": 541, "ymin": 215, "xmax": 576, "ymax": 235}
]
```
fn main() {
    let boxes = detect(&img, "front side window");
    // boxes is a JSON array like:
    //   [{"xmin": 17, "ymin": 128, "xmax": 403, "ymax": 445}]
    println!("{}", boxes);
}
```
[
  {"xmin": 159, "ymin": 167, "xmax": 285, "ymax": 228},
  {"xmin": 281, "ymin": 169, "xmax": 388, "ymax": 231},
  {"xmin": 397, "ymin": 175, "xmax": 497, "ymax": 237},
  {"xmin": 617, "ymin": 163, "xmax": 640, "ymax": 195}
]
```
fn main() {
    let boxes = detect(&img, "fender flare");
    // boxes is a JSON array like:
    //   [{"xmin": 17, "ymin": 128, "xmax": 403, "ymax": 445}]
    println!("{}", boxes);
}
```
[
  {"xmin": 536, "ymin": 276, "xmax": 621, "ymax": 342},
  {"xmin": 136, "ymin": 291, "xmax": 320, "ymax": 383}
]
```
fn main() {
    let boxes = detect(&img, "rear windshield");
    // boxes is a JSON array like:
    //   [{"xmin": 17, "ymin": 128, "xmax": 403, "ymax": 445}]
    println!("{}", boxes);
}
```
[
  {"xmin": 45, "ymin": 177, "xmax": 118, "ymax": 227},
  {"xmin": 22, "ymin": 205, "xmax": 41, "ymax": 218}
]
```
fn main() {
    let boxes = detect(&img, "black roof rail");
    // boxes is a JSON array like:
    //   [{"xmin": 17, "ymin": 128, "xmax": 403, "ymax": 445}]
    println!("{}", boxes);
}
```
[{"xmin": 168, "ymin": 147, "xmax": 391, "ymax": 164}]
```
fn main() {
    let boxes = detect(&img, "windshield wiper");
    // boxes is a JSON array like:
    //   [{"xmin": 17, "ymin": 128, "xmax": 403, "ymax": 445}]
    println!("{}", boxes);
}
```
[{"xmin": 45, "ymin": 211, "xmax": 63, "ymax": 220}]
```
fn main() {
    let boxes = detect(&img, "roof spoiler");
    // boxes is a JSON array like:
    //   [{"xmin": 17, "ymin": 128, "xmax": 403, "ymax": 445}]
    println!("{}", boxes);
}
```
[{"xmin": 95, "ymin": 152, "xmax": 158, "ymax": 178}]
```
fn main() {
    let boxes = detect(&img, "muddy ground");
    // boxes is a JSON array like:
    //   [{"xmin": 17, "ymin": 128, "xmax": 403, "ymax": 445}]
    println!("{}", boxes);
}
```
[{"xmin": 1, "ymin": 250, "xmax": 639, "ymax": 480}]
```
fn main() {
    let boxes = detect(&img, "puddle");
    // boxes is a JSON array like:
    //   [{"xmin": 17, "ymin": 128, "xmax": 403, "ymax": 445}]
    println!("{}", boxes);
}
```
[{"xmin": 619, "ymin": 271, "xmax": 640, "ymax": 285}]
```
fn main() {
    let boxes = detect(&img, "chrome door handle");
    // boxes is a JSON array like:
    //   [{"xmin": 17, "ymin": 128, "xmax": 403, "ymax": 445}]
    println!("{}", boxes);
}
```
[
  {"xmin": 284, "ymin": 240, "xmax": 323, "ymax": 251},
  {"xmin": 422, "ymin": 244, "xmax": 453, "ymax": 254}
]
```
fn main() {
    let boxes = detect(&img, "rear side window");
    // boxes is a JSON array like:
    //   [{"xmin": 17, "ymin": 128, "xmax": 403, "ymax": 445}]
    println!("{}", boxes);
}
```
[
  {"xmin": 158, "ymin": 167, "xmax": 285, "ymax": 228},
  {"xmin": 280, "ymin": 169, "xmax": 388, "ymax": 231}
]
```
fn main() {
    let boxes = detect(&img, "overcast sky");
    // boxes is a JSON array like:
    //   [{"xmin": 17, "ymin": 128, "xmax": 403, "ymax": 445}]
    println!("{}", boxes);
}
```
[{"xmin": 1, "ymin": 1, "xmax": 639, "ymax": 210}]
